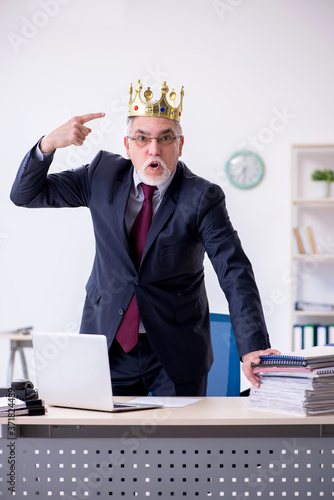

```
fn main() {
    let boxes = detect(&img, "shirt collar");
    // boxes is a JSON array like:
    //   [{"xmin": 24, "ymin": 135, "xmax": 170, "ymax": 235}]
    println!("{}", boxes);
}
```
[{"xmin": 132, "ymin": 166, "xmax": 176, "ymax": 198}]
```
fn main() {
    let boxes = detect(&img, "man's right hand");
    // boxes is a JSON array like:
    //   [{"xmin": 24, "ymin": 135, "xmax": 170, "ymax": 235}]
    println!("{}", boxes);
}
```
[{"xmin": 39, "ymin": 113, "xmax": 105, "ymax": 154}]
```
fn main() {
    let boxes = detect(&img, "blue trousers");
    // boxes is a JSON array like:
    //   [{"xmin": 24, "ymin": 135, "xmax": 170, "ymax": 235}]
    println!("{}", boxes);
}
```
[{"xmin": 109, "ymin": 334, "xmax": 207, "ymax": 397}]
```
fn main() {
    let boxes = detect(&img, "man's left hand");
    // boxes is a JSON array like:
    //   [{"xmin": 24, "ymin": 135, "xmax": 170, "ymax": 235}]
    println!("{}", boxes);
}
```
[{"xmin": 242, "ymin": 348, "xmax": 281, "ymax": 387}]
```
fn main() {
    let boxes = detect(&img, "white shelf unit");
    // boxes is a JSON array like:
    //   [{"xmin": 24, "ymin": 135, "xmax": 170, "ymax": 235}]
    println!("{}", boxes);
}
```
[{"xmin": 291, "ymin": 144, "xmax": 334, "ymax": 350}]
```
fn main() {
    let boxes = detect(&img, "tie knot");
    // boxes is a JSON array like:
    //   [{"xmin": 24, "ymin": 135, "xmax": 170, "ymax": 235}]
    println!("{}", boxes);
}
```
[{"xmin": 141, "ymin": 183, "xmax": 157, "ymax": 201}]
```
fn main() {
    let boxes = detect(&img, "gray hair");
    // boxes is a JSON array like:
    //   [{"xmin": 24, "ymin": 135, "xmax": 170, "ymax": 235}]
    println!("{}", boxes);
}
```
[{"xmin": 125, "ymin": 116, "xmax": 183, "ymax": 137}]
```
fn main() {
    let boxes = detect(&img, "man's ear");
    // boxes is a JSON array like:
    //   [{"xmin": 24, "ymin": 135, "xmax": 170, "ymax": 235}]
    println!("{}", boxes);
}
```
[
  {"xmin": 178, "ymin": 135, "xmax": 184, "ymax": 157},
  {"xmin": 124, "ymin": 136, "xmax": 131, "ymax": 157}
]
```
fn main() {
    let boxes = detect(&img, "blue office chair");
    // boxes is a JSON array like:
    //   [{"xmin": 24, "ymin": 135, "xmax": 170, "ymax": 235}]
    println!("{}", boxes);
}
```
[{"xmin": 207, "ymin": 313, "xmax": 240, "ymax": 396}]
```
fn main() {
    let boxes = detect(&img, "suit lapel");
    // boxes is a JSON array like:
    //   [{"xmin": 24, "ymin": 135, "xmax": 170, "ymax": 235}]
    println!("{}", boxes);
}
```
[
  {"xmin": 113, "ymin": 168, "xmax": 134, "ymax": 258},
  {"xmin": 144, "ymin": 195, "xmax": 176, "ymax": 254}
]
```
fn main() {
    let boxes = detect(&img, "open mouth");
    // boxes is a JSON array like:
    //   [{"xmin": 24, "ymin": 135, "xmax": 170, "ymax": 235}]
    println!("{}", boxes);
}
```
[{"xmin": 148, "ymin": 161, "xmax": 160, "ymax": 169}]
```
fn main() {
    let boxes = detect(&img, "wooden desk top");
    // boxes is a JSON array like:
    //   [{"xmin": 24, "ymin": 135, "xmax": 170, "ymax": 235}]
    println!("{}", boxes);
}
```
[
  {"xmin": 0, "ymin": 333, "xmax": 33, "ymax": 341},
  {"xmin": 9, "ymin": 397, "xmax": 334, "ymax": 427}
]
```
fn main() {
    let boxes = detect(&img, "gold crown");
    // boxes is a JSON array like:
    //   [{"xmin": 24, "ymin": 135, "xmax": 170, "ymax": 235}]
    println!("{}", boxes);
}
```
[{"xmin": 128, "ymin": 80, "xmax": 184, "ymax": 122}]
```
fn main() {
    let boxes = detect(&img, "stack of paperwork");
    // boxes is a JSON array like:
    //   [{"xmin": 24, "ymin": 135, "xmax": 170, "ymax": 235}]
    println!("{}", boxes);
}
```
[{"xmin": 248, "ymin": 345, "xmax": 334, "ymax": 415}]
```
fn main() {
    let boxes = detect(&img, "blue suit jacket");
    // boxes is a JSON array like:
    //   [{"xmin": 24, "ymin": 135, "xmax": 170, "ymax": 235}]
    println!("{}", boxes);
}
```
[{"xmin": 10, "ymin": 146, "xmax": 270, "ymax": 383}]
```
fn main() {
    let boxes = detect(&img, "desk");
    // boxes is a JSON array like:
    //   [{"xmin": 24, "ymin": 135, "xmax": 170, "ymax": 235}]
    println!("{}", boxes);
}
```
[{"xmin": 1, "ymin": 398, "xmax": 334, "ymax": 498}]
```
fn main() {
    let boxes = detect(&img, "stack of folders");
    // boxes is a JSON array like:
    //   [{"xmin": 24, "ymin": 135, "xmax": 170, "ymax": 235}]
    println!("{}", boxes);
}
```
[
  {"xmin": 248, "ymin": 344, "xmax": 334, "ymax": 416},
  {"xmin": 0, "ymin": 398, "xmax": 45, "ymax": 417}
]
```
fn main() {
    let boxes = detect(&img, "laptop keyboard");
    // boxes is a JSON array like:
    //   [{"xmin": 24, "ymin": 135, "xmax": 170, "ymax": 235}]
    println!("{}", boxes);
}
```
[{"xmin": 113, "ymin": 402, "xmax": 137, "ymax": 408}]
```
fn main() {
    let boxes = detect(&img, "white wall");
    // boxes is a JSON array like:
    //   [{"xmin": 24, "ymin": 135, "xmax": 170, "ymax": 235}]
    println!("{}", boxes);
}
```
[{"xmin": 1, "ymin": 0, "xmax": 334, "ymax": 386}]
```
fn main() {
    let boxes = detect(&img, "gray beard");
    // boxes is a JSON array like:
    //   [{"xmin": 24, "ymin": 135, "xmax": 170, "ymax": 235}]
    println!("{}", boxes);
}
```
[{"xmin": 137, "ymin": 158, "xmax": 171, "ymax": 186}]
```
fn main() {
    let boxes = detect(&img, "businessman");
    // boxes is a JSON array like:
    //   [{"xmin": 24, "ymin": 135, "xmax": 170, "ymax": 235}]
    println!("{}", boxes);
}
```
[{"xmin": 10, "ymin": 80, "xmax": 278, "ymax": 396}]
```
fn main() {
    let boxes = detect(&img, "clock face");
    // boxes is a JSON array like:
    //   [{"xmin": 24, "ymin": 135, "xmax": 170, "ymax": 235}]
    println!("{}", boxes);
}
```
[{"xmin": 225, "ymin": 151, "xmax": 264, "ymax": 189}]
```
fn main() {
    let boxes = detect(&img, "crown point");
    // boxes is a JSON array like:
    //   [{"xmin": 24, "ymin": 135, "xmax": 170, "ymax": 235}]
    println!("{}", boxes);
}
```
[
  {"xmin": 144, "ymin": 87, "xmax": 153, "ymax": 102},
  {"xmin": 135, "ymin": 81, "xmax": 142, "ymax": 92},
  {"xmin": 160, "ymin": 82, "xmax": 169, "ymax": 94},
  {"xmin": 129, "ymin": 83, "xmax": 133, "ymax": 105}
]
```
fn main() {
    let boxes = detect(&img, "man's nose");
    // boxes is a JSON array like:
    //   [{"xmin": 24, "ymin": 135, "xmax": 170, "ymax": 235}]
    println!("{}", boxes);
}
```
[{"xmin": 148, "ymin": 138, "xmax": 161, "ymax": 155}]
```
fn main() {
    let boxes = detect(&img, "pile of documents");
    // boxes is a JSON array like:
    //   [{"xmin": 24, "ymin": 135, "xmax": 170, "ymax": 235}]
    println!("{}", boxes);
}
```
[
  {"xmin": 0, "ymin": 397, "xmax": 45, "ymax": 417},
  {"xmin": 248, "ymin": 345, "xmax": 334, "ymax": 416}
]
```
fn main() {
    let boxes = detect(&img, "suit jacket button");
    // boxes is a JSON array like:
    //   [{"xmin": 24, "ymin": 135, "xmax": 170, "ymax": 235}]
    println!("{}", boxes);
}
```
[{"xmin": 118, "ymin": 308, "xmax": 124, "ymax": 316}]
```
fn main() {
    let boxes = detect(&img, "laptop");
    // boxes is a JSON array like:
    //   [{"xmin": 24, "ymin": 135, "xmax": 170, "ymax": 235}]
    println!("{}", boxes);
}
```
[{"xmin": 32, "ymin": 332, "xmax": 163, "ymax": 412}]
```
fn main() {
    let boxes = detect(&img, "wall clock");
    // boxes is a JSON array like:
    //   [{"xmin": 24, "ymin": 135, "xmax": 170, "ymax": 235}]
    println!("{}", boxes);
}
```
[{"xmin": 225, "ymin": 151, "xmax": 264, "ymax": 189}]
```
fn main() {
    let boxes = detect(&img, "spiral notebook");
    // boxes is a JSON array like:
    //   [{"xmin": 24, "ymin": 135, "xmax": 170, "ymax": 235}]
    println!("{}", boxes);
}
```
[{"xmin": 256, "ymin": 344, "xmax": 334, "ymax": 369}]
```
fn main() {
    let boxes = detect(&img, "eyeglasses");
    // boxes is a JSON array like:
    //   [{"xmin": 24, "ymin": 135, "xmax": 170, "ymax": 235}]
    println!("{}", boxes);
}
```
[{"xmin": 127, "ymin": 134, "xmax": 181, "ymax": 147}]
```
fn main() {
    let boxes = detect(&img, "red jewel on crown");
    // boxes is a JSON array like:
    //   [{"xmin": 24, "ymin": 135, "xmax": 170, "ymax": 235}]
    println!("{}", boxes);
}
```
[{"xmin": 134, "ymin": 105, "xmax": 138, "ymax": 111}]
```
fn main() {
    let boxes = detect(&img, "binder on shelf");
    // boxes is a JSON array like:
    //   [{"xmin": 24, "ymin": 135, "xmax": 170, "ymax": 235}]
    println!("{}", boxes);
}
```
[
  {"xmin": 316, "ymin": 325, "xmax": 328, "ymax": 346},
  {"xmin": 294, "ymin": 324, "xmax": 329, "ymax": 349},
  {"xmin": 293, "ymin": 324, "xmax": 303, "ymax": 350},
  {"xmin": 303, "ymin": 324, "xmax": 316, "ymax": 349},
  {"xmin": 328, "ymin": 325, "xmax": 334, "ymax": 343}
]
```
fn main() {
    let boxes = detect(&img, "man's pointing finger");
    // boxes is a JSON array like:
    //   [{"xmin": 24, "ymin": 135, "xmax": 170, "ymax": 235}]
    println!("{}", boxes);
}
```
[{"xmin": 79, "ymin": 112, "xmax": 106, "ymax": 124}]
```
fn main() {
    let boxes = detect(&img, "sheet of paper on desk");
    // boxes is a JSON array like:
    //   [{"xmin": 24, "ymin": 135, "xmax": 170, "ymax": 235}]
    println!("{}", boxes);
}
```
[
  {"xmin": 0, "ymin": 397, "xmax": 27, "ymax": 411},
  {"xmin": 129, "ymin": 397, "xmax": 202, "ymax": 408}
]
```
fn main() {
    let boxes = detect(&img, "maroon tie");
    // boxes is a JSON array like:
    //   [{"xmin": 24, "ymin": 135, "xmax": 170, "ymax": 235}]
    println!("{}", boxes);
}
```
[{"xmin": 116, "ymin": 184, "xmax": 157, "ymax": 352}]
